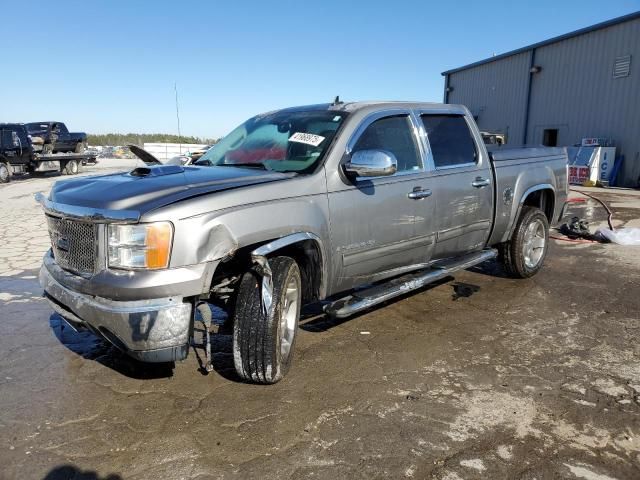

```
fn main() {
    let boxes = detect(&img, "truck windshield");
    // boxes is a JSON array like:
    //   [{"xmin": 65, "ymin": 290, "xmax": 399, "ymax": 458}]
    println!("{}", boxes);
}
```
[{"xmin": 199, "ymin": 110, "xmax": 348, "ymax": 173}]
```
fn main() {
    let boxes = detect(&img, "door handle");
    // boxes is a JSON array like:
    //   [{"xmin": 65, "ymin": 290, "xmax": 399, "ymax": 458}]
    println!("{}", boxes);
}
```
[
  {"xmin": 408, "ymin": 188, "xmax": 432, "ymax": 200},
  {"xmin": 472, "ymin": 177, "xmax": 491, "ymax": 188}
]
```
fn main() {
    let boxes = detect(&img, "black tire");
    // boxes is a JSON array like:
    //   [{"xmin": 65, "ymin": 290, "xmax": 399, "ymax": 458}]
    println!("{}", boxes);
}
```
[
  {"xmin": 500, "ymin": 206, "xmax": 549, "ymax": 278},
  {"xmin": 74, "ymin": 142, "xmax": 86, "ymax": 154},
  {"xmin": 0, "ymin": 163, "xmax": 10, "ymax": 183},
  {"xmin": 62, "ymin": 159, "xmax": 79, "ymax": 175},
  {"xmin": 232, "ymin": 256, "xmax": 301, "ymax": 384}
]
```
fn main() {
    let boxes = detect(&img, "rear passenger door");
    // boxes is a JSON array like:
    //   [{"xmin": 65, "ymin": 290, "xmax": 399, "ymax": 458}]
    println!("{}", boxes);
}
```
[{"xmin": 419, "ymin": 113, "xmax": 493, "ymax": 259}]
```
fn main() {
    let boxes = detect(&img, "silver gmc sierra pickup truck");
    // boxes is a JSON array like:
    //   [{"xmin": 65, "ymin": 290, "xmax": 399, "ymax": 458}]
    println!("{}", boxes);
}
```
[{"xmin": 38, "ymin": 101, "xmax": 568, "ymax": 384}]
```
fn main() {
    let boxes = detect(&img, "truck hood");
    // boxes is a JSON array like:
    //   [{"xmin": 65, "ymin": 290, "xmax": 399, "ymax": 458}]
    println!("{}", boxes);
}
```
[
  {"xmin": 128, "ymin": 144, "xmax": 162, "ymax": 165},
  {"xmin": 48, "ymin": 165, "xmax": 294, "ymax": 214}
]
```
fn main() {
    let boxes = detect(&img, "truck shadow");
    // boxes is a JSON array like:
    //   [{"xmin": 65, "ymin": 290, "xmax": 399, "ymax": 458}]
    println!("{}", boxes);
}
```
[
  {"xmin": 47, "ymin": 261, "xmax": 499, "ymax": 383},
  {"xmin": 5, "ymin": 172, "xmax": 62, "ymax": 184},
  {"xmin": 42, "ymin": 464, "xmax": 122, "ymax": 480},
  {"xmin": 190, "ymin": 327, "xmax": 239, "ymax": 381},
  {"xmin": 49, "ymin": 313, "xmax": 175, "ymax": 379},
  {"xmin": 467, "ymin": 258, "xmax": 511, "ymax": 278},
  {"xmin": 299, "ymin": 276, "xmax": 453, "ymax": 333}
]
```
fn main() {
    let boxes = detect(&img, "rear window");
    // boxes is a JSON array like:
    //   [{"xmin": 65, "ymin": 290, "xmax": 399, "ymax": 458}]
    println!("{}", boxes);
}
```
[
  {"xmin": 421, "ymin": 115, "xmax": 477, "ymax": 168},
  {"xmin": 1, "ymin": 127, "xmax": 28, "ymax": 147},
  {"xmin": 54, "ymin": 123, "xmax": 69, "ymax": 134},
  {"xmin": 26, "ymin": 123, "xmax": 49, "ymax": 135}
]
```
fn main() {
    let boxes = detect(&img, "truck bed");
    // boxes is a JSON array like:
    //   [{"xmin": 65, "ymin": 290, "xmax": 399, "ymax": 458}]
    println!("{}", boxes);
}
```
[
  {"xmin": 488, "ymin": 146, "xmax": 568, "ymax": 246},
  {"xmin": 34, "ymin": 152, "xmax": 97, "ymax": 162},
  {"xmin": 488, "ymin": 145, "xmax": 566, "ymax": 162},
  {"xmin": 31, "ymin": 151, "xmax": 98, "ymax": 172}
]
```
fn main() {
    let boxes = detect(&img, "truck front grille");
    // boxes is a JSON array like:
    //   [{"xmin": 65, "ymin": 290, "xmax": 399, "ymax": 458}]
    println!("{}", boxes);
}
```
[{"xmin": 46, "ymin": 215, "xmax": 98, "ymax": 275}]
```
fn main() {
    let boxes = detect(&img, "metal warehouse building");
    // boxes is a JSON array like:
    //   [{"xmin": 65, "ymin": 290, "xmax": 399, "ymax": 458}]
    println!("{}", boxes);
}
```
[{"xmin": 442, "ymin": 12, "xmax": 640, "ymax": 187}]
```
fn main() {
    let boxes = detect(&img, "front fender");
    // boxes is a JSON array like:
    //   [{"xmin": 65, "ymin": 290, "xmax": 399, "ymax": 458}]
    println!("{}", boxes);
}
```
[{"xmin": 168, "ymin": 196, "xmax": 331, "ymax": 281}]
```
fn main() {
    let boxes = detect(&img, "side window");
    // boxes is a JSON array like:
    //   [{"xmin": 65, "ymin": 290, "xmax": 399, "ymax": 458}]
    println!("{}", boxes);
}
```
[
  {"xmin": 352, "ymin": 115, "xmax": 421, "ymax": 173},
  {"xmin": 421, "ymin": 115, "xmax": 477, "ymax": 168},
  {"xmin": 11, "ymin": 131, "xmax": 20, "ymax": 147},
  {"xmin": 1, "ymin": 130, "xmax": 11, "ymax": 148},
  {"xmin": 54, "ymin": 123, "xmax": 69, "ymax": 134},
  {"xmin": 15, "ymin": 128, "xmax": 28, "ymax": 146}
]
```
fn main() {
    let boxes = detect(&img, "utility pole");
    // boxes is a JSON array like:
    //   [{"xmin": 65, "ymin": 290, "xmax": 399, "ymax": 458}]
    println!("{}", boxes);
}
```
[{"xmin": 175, "ymin": 82, "xmax": 182, "ymax": 153}]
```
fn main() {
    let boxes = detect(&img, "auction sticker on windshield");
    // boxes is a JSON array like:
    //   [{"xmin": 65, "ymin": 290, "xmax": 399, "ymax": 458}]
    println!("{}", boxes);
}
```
[{"xmin": 289, "ymin": 132, "xmax": 325, "ymax": 147}]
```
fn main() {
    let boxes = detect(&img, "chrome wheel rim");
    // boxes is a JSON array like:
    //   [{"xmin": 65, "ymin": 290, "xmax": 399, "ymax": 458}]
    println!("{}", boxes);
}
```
[
  {"xmin": 523, "ymin": 219, "xmax": 546, "ymax": 268},
  {"xmin": 279, "ymin": 275, "xmax": 299, "ymax": 361},
  {"xmin": 70, "ymin": 161, "xmax": 78, "ymax": 174},
  {"xmin": 0, "ymin": 165, "xmax": 8, "ymax": 182}
]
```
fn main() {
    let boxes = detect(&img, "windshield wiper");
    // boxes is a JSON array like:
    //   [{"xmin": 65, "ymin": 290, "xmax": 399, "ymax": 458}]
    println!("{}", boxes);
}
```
[{"xmin": 217, "ymin": 162, "xmax": 269, "ymax": 170}]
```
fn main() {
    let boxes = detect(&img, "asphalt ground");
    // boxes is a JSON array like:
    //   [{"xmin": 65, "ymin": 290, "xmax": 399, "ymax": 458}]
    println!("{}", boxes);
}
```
[{"xmin": 1, "ymin": 162, "xmax": 639, "ymax": 479}]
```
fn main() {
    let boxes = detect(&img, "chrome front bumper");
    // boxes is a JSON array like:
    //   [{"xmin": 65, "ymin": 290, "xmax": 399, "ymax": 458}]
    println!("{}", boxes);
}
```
[{"xmin": 40, "ymin": 263, "xmax": 192, "ymax": 363}]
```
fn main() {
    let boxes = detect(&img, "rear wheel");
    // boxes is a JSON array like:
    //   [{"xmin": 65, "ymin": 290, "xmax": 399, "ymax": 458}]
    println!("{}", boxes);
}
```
[
  {"xmin": 232, "ymin": 256, "xmax": 301, "ymax": 384},
  {"xmin": 62, "ymin": 159, "xmax": 79, "ymax": 175},
  {"xmin": 500, "ymin": 206, "xmax": 549, "ymax": 278},
  {"xmin": 0, "ymin": 163, "xmax": 10, "ymax": 183},
  {"xmin": 74, "ymin": 142, "xmax": 86, "ymax": 154}
]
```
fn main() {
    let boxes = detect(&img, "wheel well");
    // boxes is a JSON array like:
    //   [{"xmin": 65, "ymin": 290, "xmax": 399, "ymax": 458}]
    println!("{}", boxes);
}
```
[
  {"xmin": 210, "ymin": 238, "xmax": 323, "ymax": 306},
  {"xmin": 522, "ymin": 188, "xmax": 555, "ymax": 223},
  {"xmin": 268, "ymin": 240, "xmax": 322, "ymax": 305}
]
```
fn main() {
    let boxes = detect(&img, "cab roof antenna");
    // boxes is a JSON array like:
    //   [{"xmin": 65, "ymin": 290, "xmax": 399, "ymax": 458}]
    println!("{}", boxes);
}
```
[{"xmin": 332, "ymin": 95, "xmax": 343, "ymax": 106}]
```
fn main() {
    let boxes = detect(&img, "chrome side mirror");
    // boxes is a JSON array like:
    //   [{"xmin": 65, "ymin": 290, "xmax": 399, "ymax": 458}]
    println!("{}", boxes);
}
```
[{"xmin": 344, "ymin": 149, "xmax": 397, "ymax": 177}]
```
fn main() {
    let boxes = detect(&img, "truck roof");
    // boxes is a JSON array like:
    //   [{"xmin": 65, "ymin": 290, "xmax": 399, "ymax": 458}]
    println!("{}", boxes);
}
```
[{"xmin": 275, "ymin": 101, "xmax": 469, "ymax": 115}]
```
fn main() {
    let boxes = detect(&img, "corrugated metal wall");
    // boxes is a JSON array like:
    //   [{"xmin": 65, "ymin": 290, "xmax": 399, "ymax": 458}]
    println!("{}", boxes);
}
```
[
  {"xmin": 446, "ymin": 16, "xmax": 640, "ymax": 187},
  {"xmin": 447, "ymin": 51, "xmax": 531, "ymax": 143}
]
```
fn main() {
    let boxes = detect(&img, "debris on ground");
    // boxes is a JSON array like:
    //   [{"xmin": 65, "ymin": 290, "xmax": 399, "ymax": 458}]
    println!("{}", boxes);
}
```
[
  {"xmin": 595, "ymin": 227, "xmax": 640, "ymax": 245},
  {"xmin": 558, "ymin": 217, "xmax": 640, "ymax": 245},
  {"xmin": 558, "ymin": 217, "xmax": 600, "ymax": 241}
]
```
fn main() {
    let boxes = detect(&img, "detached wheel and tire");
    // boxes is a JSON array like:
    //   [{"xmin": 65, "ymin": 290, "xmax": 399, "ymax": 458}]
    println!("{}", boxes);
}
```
[
  {"xmin": 0, "ymin": 163, "xmax": 10, "ymax": 183},
  {"xmin": 232, "ymin": 256, "xmax": 301, "ymax": 384},
  {"xmin": 501, "ymin": 206, "xmax": 549, "ymax": 278},
  {"xmin": 62, "ymin": 159, "xmax": 80, "ymax": 175}
]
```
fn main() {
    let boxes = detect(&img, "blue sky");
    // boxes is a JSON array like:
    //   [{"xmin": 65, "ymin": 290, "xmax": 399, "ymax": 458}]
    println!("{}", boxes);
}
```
[{"xmin": 2, "ymin": 0, "xmax": 638, "ymax": 138}]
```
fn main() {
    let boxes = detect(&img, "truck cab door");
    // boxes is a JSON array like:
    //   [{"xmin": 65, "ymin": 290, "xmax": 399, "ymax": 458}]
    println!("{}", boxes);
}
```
[
  {"xmin": 418, "ymin": 113, "xmax": 493, "ymax": 259},
  {"xmin": 327, "ymin": 111, "xmax": 436, "ymax": 293},
  {"xmin": 14, "ymin": 127, "xmax": 31, "ymax": 164},
  {"xmin": 1, "ymin": 129, "xmax": 23, "ymax": 163},
  {"xmin": 52, "ymin": 123, "xmax": 68, "ymax": 150}
]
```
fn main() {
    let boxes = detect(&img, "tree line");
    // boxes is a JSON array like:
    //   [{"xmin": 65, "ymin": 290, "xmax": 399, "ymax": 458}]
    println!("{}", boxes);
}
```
[{"xmin": 87, "ymin": 133, "xmax": 218, "ymax": 146}]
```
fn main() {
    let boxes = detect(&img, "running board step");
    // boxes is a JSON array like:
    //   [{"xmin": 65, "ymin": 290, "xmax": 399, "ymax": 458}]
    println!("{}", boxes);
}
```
[{"xmin": 324, "ymin": 249, "xmax": 497, "ymax": 319}]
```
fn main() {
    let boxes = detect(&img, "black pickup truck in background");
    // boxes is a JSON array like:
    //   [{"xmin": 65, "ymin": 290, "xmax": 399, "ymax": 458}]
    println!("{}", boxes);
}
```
[
  {"xmin": 26, "ymin": 122, "xmax": 87, "ymax": 154},
  {"xmin": 0, "ymin": 123, "xmax": 95, "ymax": 183}
]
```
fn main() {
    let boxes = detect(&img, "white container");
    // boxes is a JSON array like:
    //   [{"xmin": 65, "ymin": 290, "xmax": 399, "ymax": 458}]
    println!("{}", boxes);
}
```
[{"xmin": 567, "ymin": 146, "xmax": 616, "ymax": 185}]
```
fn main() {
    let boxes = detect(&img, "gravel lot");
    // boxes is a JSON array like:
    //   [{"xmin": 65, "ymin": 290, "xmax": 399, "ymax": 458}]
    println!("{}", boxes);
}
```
[{"xmin": 0, "ymin": 162, "xmax": 639, "ymax": 480}]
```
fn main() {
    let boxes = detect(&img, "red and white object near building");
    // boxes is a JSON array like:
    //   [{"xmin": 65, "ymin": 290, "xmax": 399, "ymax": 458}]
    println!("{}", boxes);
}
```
[
  {"xmin": 581, "ymin": 137, "xmax": 609, "ymax": 147},
  {"xmin": 567, "ymin": 144, "xmax": 616, "ymax": 185},
  {"xmin": 568, "ymin": 165, "xmax": 591, "ymax": 184}
]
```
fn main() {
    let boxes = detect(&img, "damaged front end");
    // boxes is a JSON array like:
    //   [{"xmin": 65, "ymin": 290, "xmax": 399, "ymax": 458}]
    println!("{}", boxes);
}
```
[
  {"xmin": 35, "ymin": 194, "xmax": 212, "ymax": 363},
  {"xmin": 40, "ymin": 260, "xmax": 192, "ymax": 362}
]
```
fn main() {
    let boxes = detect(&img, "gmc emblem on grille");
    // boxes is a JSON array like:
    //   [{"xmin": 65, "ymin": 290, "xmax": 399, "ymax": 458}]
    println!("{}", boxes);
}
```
[{"xmin": 56, "ymin": 237, "xmax": 70, "ymax": 252}]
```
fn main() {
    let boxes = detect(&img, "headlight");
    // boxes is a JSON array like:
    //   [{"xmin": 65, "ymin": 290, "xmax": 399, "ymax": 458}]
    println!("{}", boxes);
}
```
[{"xmin": 108, "ymin": 222, "xmax": 173, "ymax": 270}]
